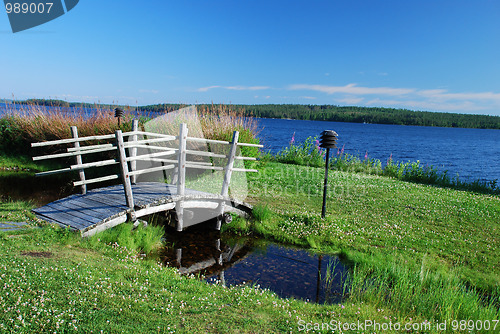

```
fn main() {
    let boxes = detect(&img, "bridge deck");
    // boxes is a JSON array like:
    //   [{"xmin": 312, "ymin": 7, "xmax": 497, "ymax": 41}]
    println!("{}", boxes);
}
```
[{"xmin": 33, "ymin": 182, "xmax": 249, "ymax": 237}]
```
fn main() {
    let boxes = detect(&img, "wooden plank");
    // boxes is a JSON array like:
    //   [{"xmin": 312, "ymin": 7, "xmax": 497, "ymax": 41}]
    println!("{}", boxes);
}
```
[
  {"xmin": 81, "ymin": 215, "xmax": 128, "ymax": 238},
  {"xmin": 41, "ymin": 200, "xmax": 107, "ymax": 225},
  {"xmin": 33, "ymin": 205, "xmax": 95, "ymax": 230},
  {"xmin": 183, "ymin": 200, "xmax": 219, "ymax": 209},
  {"xmin": 221, "ymin": 131, "xmax": 239, "ymax": 197},
  {"xmin": 127, "ymin": 131, "xmax": 177, "ymax": 140},
  {"xmin": 124, "ymin": 137, "xmax": 176, "ymax": 146},
  {"xmin": 71, "ymin": 126, "xmax": 87, "ymax": 195},
  {"xmin": 126, "ymin": 150, "xmax": 176, "ymax": 162},
  {"xmin": 73, "ymin": 174, "xmax": 119, "ymax": 187},
  {"xmin": 81, "ymin": 194, "xmax": 129, "ymax": 212},
  {"xmin": 31, "ymin": 133, "xmax": 117, "ymax": 147},
  {"xmin": 134, "ymin": 202, "xmax": 176, "ymax": 218},
  {"xmin": 129, "ymin": 119, "xmax": 139, "ymax": 184},
  {"xmin": 70, "ymin": 159, "xmax": 118, "ymax": 170},
  {"xmin": 185, "ymin": 150, "xmax": 226, "ymax": 159},
  {"xmin": 125, "ymin": 144, "xmax": 177, "ymax": 151},
  {"xmin": 187, "ymin": 137, "xmax": 230, "ymax": 145},
  {"xmin": 236, "ymin": 142, "xmax": 264, "ymax": 148},
  {"xmin": 58, "ymin": 197, "xmax": 126, "ymax": 220},
  {"xmin": 116, "ymin": 130, "xmax": 135, "ymax": 210},
  {"xmin": 33, "ymin": 146, "xmax": 116, "ymax": 161},
  {"xmin": 79, "ymin": 195, "xmax": 128, "ymax": 211},
  {"xmin": 67, "ymin": 143, "xmax": 114, "ymax": 152},
  {"xmin": 35, "ymin": 167, "xmax": 72, "ymax": 177},
  {"xmin": 234, "ymin": 156, "xmax": 257, "ymax": 161},
  {"xmin": 232, "ymin": 168, "xmax": 259, "ymax": 173},
  {"xmin": 177, "ymin": 124, "xmax": 187, "ymax": 197},
  {"xmin": 128, "ymin": 164, "xmax": 175, "ymax": 177}
]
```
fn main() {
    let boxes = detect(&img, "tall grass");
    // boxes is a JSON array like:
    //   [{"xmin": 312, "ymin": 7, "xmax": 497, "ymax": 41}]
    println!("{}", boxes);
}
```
[
  {"xmin": 0, "ymin": 102, "xmax": 133, "ymax": 154},
  {"xmin": 340, "ymin": 260, "xmax": 500, "ymax": 323},
  {"xmin": 88, "ymin": 222, "xmax": 164, "ymax": 255},
  {"xmin": 0, "ymin": 101, "xmax": 261, "ymax": 157},
  {"xmin": 272, "ymin": 136, "xmax": 500, "ymax": 195}
]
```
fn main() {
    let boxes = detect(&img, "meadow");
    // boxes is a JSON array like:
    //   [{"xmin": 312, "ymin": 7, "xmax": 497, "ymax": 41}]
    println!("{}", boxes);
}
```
[{"xmin": 0, "ymin": 104, "xmax": 499, "ymax": 333}]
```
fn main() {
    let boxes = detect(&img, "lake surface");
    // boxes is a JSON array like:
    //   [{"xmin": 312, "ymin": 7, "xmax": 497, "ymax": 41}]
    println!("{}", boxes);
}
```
[{"xmin": 255, "ymin": 118, "xmax": 500, "ymax": 182}]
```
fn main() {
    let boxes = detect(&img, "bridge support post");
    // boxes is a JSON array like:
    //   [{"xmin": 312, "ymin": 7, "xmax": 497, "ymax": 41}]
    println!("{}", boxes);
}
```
[
  {"xmin": 176, "ymin": 123, "xmax": 188, "ymax": 231},
  {"xmin": 71, "ymin": 126, "xmax": 87, "ymax": 195},
  {"xmin": 129, "ymin": 119, "xmax": 139, "ymax": 184},
  {"xmin": 116, "ymin": 130, "xmax": 136, "ymax": 220},
  {"xmin": 217, "ymin": 131, "xmax": 239, "ymax": 230}
]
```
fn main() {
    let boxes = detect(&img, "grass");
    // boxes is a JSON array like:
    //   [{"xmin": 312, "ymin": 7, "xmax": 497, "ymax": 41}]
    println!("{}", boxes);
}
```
[
  {"xmin": 0, "ymin": 225, "xmax": 411, "ymax": 333},
  {"xmin": 243, "ymin": 161, "xmax": 500, "ymax": 324},
  {"xmin": 0, "ymin": 160, "xmax": 499, "ymax": 332}
]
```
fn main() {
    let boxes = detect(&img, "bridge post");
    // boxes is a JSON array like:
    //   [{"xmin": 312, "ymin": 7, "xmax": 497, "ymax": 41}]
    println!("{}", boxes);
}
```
[
  {"xmin": 176, "ymin": 123, "xmax": 188, "ymax": 231},
  {"xmin": 217, "ymin": 131, "xmax": 239, "ymax": 230},
  {"xmin": 116, "ymin": 130, "xmax": 136, "ymax": 220},
  {"xmin": 221, "ymin": 131, "xmax": 239, "ymax": 197},
  {"xmin": 71, "ymin": 126, "xmax": 86, "ymax": 195},
  {"xmin": 129, "ymin": 119, "xmax": 139, "ymax": 184}
]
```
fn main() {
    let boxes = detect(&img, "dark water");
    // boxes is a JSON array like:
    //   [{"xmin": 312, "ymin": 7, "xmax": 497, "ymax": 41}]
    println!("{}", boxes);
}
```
[
  {"xmin": 256, "ymin": 118, "xmax": 500, "ymax": 182},
  {"xmin": 0, "ymin": 172, "xmax": 74, "ymax": 206},
  {"xmin": 159, "ymin": 227, "xmax": 347, "ymax": 304}
]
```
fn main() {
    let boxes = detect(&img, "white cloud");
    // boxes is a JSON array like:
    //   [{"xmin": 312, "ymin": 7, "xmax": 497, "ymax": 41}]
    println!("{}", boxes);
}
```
[
  {"xmin": 197, "ymin": 85, "xmax": 270, "ymax": 92},
  {"xmin": 197, "ymin": 85, "xmax": 221, "ymax": 92},
  {"xmin": 336, "ymin": 97, "xmax": 364, "ymax": 105},
  {"xmin": 139, "ymin": 89, "xmax": 159, "ymax": 94},
  {"xmin": 289, "ymin": 83, "xmax": 500, "ymax": 114},
  {"xmin": 289, "ymin": 83, "xmax": 415, "ymax": 96}
]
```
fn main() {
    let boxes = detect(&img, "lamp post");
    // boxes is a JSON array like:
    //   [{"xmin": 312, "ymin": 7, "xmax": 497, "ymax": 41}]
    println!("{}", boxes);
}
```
[
  {"xmin": 114, "ymin": 107, "xmax": 124, "ymax": 127},
  {"xmin": 319, "ymin": 130, "xmax": 338, "ymax": 218}
]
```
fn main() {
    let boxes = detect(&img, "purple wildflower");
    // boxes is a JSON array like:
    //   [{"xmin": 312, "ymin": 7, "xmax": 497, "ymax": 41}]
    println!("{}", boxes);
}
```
[
  {"xmin": 387, "ymin": 153, "xmax": 393, "ymax": 164},
  {"xmin": 290, "ymin": 132, "xmax": 295, "ymax": 146},
  {"xmin": 364, "ymin": 151, "xmax": 368, "ymax": 160},
  {"xmin": 338, "ymin": 144, "xmax": 345, "ymax": 156}
]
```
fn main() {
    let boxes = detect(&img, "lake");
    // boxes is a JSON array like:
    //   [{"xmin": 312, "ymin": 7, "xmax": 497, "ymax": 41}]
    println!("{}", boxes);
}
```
[{"xmin": 254, "ymin": 118, "xmax": 500, "ymax": 182}]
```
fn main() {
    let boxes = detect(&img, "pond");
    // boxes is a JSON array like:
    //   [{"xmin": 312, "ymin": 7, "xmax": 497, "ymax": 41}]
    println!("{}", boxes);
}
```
[
  {"xmin": 0, "ymin": 171, "xmax": 74, "ymax": 206},
  {"xmin": 158, "ymin": 225, "xmax": 348, "ymax": 304}
]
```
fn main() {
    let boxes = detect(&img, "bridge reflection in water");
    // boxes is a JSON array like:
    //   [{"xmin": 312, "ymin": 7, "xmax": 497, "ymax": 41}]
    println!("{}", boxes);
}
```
[{"xmin": 159, "ymin": 226, "xmax": 348, "ymax": 304}]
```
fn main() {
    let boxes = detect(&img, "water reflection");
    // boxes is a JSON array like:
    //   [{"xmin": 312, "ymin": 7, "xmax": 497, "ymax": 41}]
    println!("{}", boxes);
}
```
[{"xmin": 159, "ymin": 227, "xmax": 348, "ymax": 304}]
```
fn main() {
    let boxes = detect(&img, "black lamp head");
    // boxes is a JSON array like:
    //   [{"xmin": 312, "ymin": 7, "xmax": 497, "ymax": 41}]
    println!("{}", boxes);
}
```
[
  {"xmin": 319, "ymin": 130, "xmax": 338, "ymax": 149},
  {"xmin": 114, "ymin": 108, "xmax": 124, "ymax": 118}
]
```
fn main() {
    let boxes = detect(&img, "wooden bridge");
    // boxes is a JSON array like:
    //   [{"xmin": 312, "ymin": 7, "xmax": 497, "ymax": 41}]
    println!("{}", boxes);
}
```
[{"xmin": 31, "ymin": 121, "xmax": 262, "ymax": 237}]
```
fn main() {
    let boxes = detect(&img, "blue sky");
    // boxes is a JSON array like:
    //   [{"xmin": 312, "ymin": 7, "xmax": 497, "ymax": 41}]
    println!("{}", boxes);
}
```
[{"xmin": 1, "ymin": 0, "xmax": 500, "ymax": 115}]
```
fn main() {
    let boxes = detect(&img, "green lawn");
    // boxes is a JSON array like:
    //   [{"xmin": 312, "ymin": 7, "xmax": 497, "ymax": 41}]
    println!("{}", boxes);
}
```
[{"xmin": 0, "ymin": 161, "xmax": 499, "ymax": 333}]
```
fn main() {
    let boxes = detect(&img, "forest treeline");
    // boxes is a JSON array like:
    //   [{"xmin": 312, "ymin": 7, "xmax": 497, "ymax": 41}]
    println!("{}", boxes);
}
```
[
  {"xmin": 4, "ymin": 99, "xmax": 500, "ymax": 129},
  {"xmin": 140, "ymin": 103, "xmax": 500, "ymax": 129}
]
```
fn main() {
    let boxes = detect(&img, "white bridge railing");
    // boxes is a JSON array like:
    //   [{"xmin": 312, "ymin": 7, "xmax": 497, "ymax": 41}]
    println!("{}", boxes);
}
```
[{"xmin": 31, "ymin": 120, "xmax": 262, "ymax": 229}]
